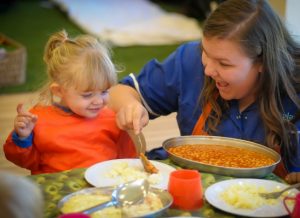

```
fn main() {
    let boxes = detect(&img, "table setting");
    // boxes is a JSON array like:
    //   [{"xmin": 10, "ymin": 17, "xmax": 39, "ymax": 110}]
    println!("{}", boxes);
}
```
[{"xmin": 27, "ymin": 135, "xmax": 300, "ymax": 218}]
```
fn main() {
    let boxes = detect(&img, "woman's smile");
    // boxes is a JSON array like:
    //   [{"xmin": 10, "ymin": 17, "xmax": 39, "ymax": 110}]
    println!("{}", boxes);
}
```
[{"xmin": 216, "ymin": 81, "xmax": 229, "ymax": 92}]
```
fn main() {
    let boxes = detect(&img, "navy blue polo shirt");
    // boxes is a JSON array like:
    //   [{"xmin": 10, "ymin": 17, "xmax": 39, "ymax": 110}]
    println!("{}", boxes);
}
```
[{"xmin": 120, "ymin": 41, "xmax": 300, "ymax": 172}]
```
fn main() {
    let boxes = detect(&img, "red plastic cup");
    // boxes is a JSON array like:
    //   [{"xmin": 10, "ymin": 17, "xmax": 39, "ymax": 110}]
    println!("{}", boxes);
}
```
[
  {"xmin": 57, "ymin": 213, "xmax": 90, "ymax": 218},
  {"xmin": 168, "ymin": 169, "xmax": 203, "ymax": 210},
  {"xmin": 283, "ymin": 193, "xmax": 300, "ymax": 218}
]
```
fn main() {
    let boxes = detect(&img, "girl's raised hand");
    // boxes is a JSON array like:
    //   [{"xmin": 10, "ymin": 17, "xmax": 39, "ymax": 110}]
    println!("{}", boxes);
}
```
[
  {"xmin": 116, "ymin": 102, "xmax": 149, "ymax": 134},
  {"xmin": 14, "ymin": 104, "xmax": 38, "ymax": 139}
]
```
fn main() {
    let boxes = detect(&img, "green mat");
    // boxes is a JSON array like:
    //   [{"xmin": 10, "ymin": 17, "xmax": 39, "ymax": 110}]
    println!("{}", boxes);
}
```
[{"xmin": 0, "ymin": 0, "xmax": 181, "ymax": 94}]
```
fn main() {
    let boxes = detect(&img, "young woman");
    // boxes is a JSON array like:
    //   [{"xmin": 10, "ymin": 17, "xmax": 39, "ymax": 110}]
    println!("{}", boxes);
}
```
[
  {"xmin": 108, "ymin": 0, "xmax": 300, "ymax": 183},
  {"xmin": 4, "ymin": 30, "xmax": 136, "ymax": 174}
]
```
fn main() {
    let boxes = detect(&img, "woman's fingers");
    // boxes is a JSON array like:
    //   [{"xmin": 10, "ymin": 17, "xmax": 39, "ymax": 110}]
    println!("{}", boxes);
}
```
[
  {"xmin": 133, "ymin": 107, "xmax": 148, "ymax": 134},
  {"xmin": 124, "ymin": 104, "xmax": 135, "ymax": 129},
  {"xmin": 116, "ymin": 109, "xmax": 130, "ymax": 130},
  {"xmin": 285, "ymin": 172, "xmax": 300, "ymax": 184},
  {"xmin": 116, "ymin": 103, "xmax": 148, "ymax": 133}
]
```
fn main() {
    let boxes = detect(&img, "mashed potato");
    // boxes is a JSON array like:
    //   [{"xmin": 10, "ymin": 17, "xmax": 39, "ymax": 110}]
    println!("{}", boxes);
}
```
[
  {"xmin": 61, "ymin": 194, "xmax": 121, "ymax": 217},
  {"xmin": 123, "ymin": 192, "xmax": 163, "ymax": 217},
  {"xmin": 105, "ymin": 162, "xmax": 161, "ymax": 185},
  {"xmin": 60, "ymin": 191, "xmax": 163, "ymax": 218},
  {"xmin": 220, "ymin": 183, "xmax": 279, "ymax": 209}
]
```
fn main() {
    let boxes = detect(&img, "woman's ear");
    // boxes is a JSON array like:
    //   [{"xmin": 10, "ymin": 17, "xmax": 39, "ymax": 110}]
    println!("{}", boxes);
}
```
[{"xmin": 50, "ymin": 83, "xmax": 63, "ymax": 98}]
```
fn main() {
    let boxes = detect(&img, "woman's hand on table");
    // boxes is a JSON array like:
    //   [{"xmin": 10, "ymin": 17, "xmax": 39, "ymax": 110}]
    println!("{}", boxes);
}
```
[{"xmin": 285, "ymin": 172, "xmax": 300, "ymax": 184}]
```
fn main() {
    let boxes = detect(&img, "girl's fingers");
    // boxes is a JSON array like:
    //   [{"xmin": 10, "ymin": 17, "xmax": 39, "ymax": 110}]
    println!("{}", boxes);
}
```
[
  {"xmin": 16, "ymin": 103, "xmax": 35, "ymax": 117},
  {"xmin": 16, "ymin": 117, "xmax": 29, "ymax": 125},
  {"xmin": 31, "ymin": 114, "xmax": 38, "ymax": 123},
  {"xmin": 16, "ymin": 114, "xmax": 38, "ymax": 127},
  {"xmin": 15, "ymin": 121, "xmax": 26, "ymax": 129},
  {"xmin": 17, "ymin": 115, "xmax": 34, "ymax": 123},
  {"xmin": 16, "ymin": 103, "xmax": 37, "ymax": 122},
  {"xmin": 16, "ymin": 103, "xmax": 25, "ymax": 114}
]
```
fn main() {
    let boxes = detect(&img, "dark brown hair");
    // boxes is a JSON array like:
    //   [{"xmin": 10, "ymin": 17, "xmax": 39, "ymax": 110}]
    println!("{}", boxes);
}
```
[{"xmin": 201, "ymin": 0, "xmax": 300, "ymax": 164}]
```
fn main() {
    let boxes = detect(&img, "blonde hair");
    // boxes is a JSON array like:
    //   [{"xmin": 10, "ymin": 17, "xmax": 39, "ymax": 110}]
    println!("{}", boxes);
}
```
[
  {"xmin": 39, "ymin": 29, "xmax": 117, "ymax": 104},
  {"xmin": 0, "ymin": 171, "xmax": 44, "ymax": 218}
]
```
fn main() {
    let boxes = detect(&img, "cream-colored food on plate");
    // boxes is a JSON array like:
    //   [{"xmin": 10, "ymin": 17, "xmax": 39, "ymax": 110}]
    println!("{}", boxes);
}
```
[
  {"xmin": 220, "ymin": 183, "xmax": 287, "ymax": 209},
  {"xmin": 61, "ymin": 193, "xmax": 120, "ymax": 217},
  {"xmin": 122, "ymin": 192, "xmax": 163, "ymax": 217},
  {"xmin": 105, "ymin": 162, "xmax": 162, "ymax": 185},
  {"xmin": 60, "ymin": 191, "xmax": 163, "ymax": 218}
]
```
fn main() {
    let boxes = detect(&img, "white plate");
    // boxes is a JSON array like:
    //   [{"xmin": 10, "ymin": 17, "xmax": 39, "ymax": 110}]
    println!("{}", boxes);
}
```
[
  {"xmin": 57, "ymin": 187, "xmax": 173, "ymax": 218},
  {"xmin": 205, "ymin": 179, "xmax": 299, "ymax": 217},
  {"xmin": 84, "ymin": 158, "xmax": 176, "ymax": 190}
]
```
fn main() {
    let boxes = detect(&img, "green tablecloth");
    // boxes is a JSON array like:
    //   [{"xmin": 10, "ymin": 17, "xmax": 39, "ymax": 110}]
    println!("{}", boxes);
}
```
[{"xmin": 28, "ymin": 159, "xmax": 283, "ymax": 218}]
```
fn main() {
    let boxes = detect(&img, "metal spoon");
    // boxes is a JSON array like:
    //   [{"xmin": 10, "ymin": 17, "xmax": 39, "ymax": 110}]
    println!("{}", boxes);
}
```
[
  {"xmin": 259, "ymin": 182, "xmax": 300, "ymax": 199},
  {"xmin": 127, "ymin": 130, "xmax": 158, "ymax": 173},
  {"xmin": 81, "ymin": 179, "xmax": 150, "ymax": 215},
  {"xmin": 127, "ymin": 130, "xmax": 146, "ymax": 154}
]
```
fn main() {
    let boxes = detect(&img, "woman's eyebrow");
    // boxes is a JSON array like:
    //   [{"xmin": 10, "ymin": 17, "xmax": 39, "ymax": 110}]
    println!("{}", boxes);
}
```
[{"xmin": 201, "ymin": 43, "xmax": 231, "ymax": 62}]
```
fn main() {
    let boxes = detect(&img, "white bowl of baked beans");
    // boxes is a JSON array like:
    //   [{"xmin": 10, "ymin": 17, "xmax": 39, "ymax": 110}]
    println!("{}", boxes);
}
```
[{"xmin": 163, "ymin": 136, "xmax": 280, "ymax": 178}]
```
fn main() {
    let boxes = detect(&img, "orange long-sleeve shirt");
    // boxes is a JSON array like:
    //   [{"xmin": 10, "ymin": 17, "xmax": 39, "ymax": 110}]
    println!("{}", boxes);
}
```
[{"xmin": 4, "ymin": 105, "xmax": 137, "ymax": 174}]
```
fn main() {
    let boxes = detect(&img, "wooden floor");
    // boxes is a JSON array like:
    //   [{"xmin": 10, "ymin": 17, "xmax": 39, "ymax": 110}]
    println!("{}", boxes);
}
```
[{"xmin": 0, "ymin": 92, "xmax": 180, "ymax": 176}]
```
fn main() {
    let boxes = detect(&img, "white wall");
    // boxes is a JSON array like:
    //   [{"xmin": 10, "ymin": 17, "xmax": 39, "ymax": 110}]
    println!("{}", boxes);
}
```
[
  {"xmin": 285, "ymin": 0, "xmax": 300, "ymax": 42},
  {"xmin": 269, "ymin": 0, "xmax": 300, "ymax": 42}
]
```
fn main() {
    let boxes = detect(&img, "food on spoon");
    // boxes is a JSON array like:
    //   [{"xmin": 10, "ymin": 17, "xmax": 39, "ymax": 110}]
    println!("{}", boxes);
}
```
[
  {"xmin": 139, "ymin": 153, "xmax": 159, "ymax": 174},
  {"xmin": 105, "ymin": 161, "xmax": 161, "ymax": 185},
  {"xmin": 60, "ymin": 191, "xmax": 163, "ymax": 218},
  {"xmin": 168, "ymin": 144, "xmax": 275, "ymax": 168}
]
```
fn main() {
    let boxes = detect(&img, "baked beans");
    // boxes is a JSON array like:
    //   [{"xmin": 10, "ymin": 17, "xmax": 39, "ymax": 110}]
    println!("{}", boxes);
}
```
[{"xmin": 168, "ymin": 144, "xmax": 275, "ymax": 168}]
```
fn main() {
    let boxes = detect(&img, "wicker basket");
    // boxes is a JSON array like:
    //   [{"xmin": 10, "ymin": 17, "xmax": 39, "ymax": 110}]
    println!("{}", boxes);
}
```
[{"xmin": 0, "ymin": 33, "xmax": 27, "ymax": 87}]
